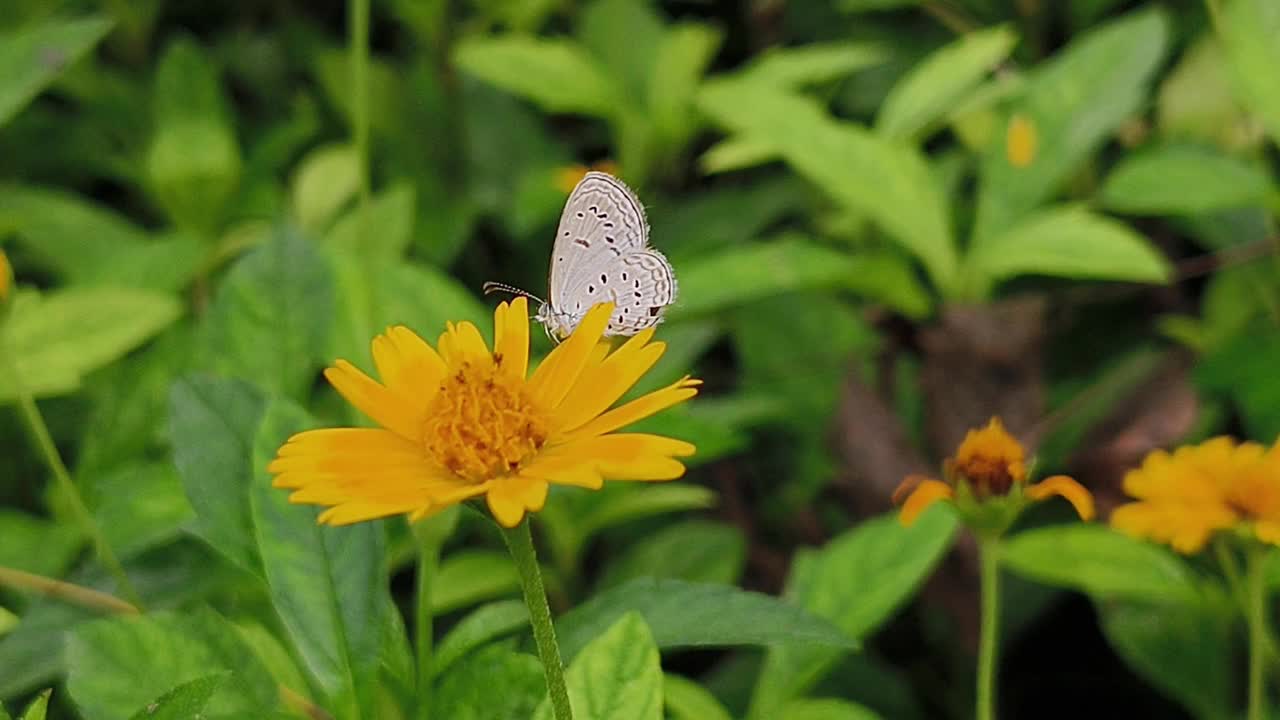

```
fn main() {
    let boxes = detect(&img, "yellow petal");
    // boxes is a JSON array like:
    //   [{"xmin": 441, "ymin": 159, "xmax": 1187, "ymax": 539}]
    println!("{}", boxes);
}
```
[
  {"xmin": 1256, "ymin": 521, "xmax": 1280, "ymax": 547},
  {"xmin": 1026, "ymin": 475, "xmax": 1096, "ymax": 521},
  {"xmin": 494, "ymin": 297, "xmax": 530, "ymax": 380},
  {"xmin": 898, "ymin": 479, "xmax": 954, "ymax": 527},
  {"xmin": 528, "ymin": 302, "xmax": 614, "ymax": 409},
  {"xmin": 1110, "ymin": 501, "xmax": 1236, "ymax": 555},
  {"xmin": 485, "ymin": 475, "xmax": 548, "ymax": 527},
  {"xmin": 372, "ymin": 325, "xmax": 447, "ymax": 396},
  {"xmin": 439, "ymin": 320, "xmax": 492, "ymax": 368},
  {"xmin": 317, "ymin": 502, "xmax": 421, "ymax": 525},
  {"xmin": 323, "ymin": 362, "xmax": 421, "ymax": 441},
  {"xmin": 546, "ymin": 433, "xmax": 694, "ymax": 481},
  {"xmin": 559, "ymin": 375, "xmax": 700, "ymax": 442},
  {"xmin": 553, "ymin": 329, "xmax": 663, "ymax": 433}
]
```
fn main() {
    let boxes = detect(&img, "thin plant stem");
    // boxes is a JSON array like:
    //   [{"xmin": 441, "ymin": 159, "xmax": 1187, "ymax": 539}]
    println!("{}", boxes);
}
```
[
  {"xmin": 500, "ymin": 520, "xmax": 573, "ymax": 720},
  {"xmin": 0, "ymin": 346, "xmax": 143, "ymax": 609},
  {"xmin": 1246, "ymin": 545, "xmax": 1270, "ymax": 720},
  {"xmin": 349, "ymin": 0, "xmax": 372, "ymax": 223},
  {"xmin": 414, "ymin": 532, "xmax": 439, "ymax": 720},
  {"xmin": 976, "ymin": 535, "xmax": 1001, "ymax": 720},
  {"xmin": 0, "ymin": 566, "xmax": 139, "ymax": 615}
]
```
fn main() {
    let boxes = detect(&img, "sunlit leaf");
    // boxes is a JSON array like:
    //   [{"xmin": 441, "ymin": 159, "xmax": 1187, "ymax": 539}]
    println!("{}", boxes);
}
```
[
  {"xmin": 535, "ymin": 613, "xmax": 662, "ymax": 720},
  {"xmin": 454, "ymin": 36, "xmax": 616, "ymax": 117},
  {"xmin": 1219, "ymin": 0, "xmax": 1280, "ymax": 144},
  {"xmin": 0, "ymin": 16, "xmax": 112, "ymax": 127},
  {"xmin": 1100, "ymin": 144, "xmax": 1271, "ymax": 215}
]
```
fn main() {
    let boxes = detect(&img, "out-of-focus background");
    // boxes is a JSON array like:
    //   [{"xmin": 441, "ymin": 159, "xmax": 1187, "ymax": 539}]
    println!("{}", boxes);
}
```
[{"xmin": 1, "ymin": 0, "xmax": 1278, "ymax": 718}]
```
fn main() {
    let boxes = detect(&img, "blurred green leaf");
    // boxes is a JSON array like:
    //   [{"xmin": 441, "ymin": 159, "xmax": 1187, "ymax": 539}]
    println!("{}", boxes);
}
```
[
  {"xmin": 0, "ymin": 510, "xmax": 82, "ymax": 578},
  {"xmin": 146, "ymin": 36, "xmax": 241, "ymax": 233},
  {"xmin": 1220, "ymin": 0, "xmax": 1280, "ymax": 145},
  {"xmin": 1098, "ymin": 597, "xmax": 1233, "ymax": 720},
  {"xmin": 600, "ymin": 520, "xmax": 745, "ymax": 589},
  {"xmin": 126, "ymin": 674, "xmax": 226, "ymax": 720},
  {"xmin": 1100, "ymin": 144, "xmax": 1271, "ymax": 215},
  {"xmin": 737, "ymin": 42, "xmax": 887, "ymax": 88},
  {"xmin": 781, "ymin": 699, "xmax": 882, "ymax": 720},
  {"xmin": 971, "ymin": 9, "xmax": 1169, "ymax": 243},
  {"xmin": 433, "ymin": 550, "xmax": 521, "ymax": 614},
  {"xmin": 877, "ymin": 25, "xmax": 1017, "ymax": 141},
  {"xmin": 0, "ymin": 287, "xmax": 182, "ymax": 401},
  {"xmin": 0, "ymin": 699, "xmax": 8, "ymax": 720},
  {"xmin": 1002, "ymin": 525, "xmax": 1200, "ymax": 604},
  {"xmin": 698, "ymin": 83, "xmax": 958, "ymax": 293},
  {"xmin": 578, "ymin": 0, "xmax": 664, "ymax": 103},
  {"xmin": 535, "ymin": 613, "xmax": 662, "ymax": 720},
  {"xmin": 557, "ymin": 578, "xmax": 857, "ymax": 661},
  {"xmin": 649, "ymin": 23, "xmax": 722, "ymax": 154},
  {"xmin": 325, "ymin": 181, "xmax": 415, "ymax": 262},
  {"xmin": 433, "ymin": 600, "xmax": 529, "ymax": 676},
  {"xmin": 1198, "ymin": 317, "xmax": 1280, "ymax": 440},
  {"xmin": 65, "ymin": 608, "xmax": 277, "ymax": 720},
  {"xmin": 963, "ymin": 205, "xmax": 1171, "ymax": 294},
  {"xmin": 249, "ymin": 399, "xmax": 388, "ymax": 719},
  {"xmin": 454, "ymin": 37, "xmax": 616, "ymax": 117},
  {"xmin": 577, "ymin": 483, "xmax": 715, "ymax": 546},
  {"xmin": 698, "ymin": 136, "xmax": 780, "ymax": 174},
  {"xmin": 168, "ymin": 374, "xmax": 265, "ymax": 574},
  {"xmin": 314, "ymin": 49, "xmax": 407, "ymax": 138},
  {"xmin": 0, "ymin": 16, "xmax": 112, "ymax": 128},
  {"xmin": 291, "ymin": 144, "xmax": 360, "ymax": 235},
  {"xmin": 435, "ymin": 645, "xmax": 545, "ymax": 720},
  {"xmin": 1157, "ymin": 36, "xmax": 1253, "ymax": 149},
  {"xmin": 203, "ymin": 225, "xmax": 334, "ymax": 399},
  {"xmin": 748, "ymin": 508, "xmax": 958, "ymax": 719},
  {"xmin": 14, "ymin": 690, "xmax": 49, "ymax": 720},
  {"xmin": 664, "ymin": 673, "xmax": 733, "ymax": 720},
  {"xmin": 90, "ymin": 462, "xmax": 194, "ymax": 560}
]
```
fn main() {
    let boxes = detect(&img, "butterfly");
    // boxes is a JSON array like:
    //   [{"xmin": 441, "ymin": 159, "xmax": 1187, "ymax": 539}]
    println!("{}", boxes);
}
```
[{"xmin": 485, "ymin": 171, "xmax": 677, "ymax": 342}]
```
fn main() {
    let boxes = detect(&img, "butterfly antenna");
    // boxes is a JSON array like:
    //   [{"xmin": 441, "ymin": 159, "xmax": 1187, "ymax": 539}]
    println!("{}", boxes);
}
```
[{"xmin": 482, "ymin": 281, "xmax": 545, "ymax": 306}]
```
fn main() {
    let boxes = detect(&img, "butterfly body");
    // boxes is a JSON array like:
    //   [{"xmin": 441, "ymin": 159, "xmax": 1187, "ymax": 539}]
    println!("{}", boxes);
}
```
[{"xmin": 535, "ymin": 171, "xmax": 677, "ymax": 341}]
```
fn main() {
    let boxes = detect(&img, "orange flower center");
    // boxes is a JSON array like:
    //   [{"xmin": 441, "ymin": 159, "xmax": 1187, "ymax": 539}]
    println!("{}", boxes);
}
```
[
  {"xmin": 948, "ymin": 418, "xmax": 1027, "ymax": 497},
  {"xmin": 421, "ymin": 359, "xmax": 549, "ymax": 483}
]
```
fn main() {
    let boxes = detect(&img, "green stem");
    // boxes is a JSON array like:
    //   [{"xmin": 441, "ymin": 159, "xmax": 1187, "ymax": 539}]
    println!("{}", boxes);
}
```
[
  {"xmin": 500, "ymin": 520, "xmax": 573, "ymax": 720},
  {"xmin": 976, "ymin": 535, "xmax": 1001, "ymax": 720},
  {"xmin": 0, "ymin": 345, "xmax": 142, "ymax": 609},
  {"xmin": 1246, "ymin": 545, "xmax": 1269, "ymax": 720},
  {"xmin": 349, "ymin": 0, "xmax": 372, "ymax": 221},
  {"xmin": 415, "ymin": 532, "xmax": 438, "ymax": 720}
]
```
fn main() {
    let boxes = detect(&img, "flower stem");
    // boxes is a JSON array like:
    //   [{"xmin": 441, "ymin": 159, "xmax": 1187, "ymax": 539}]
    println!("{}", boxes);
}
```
[
  {"xmin": 0, "ymin": 347, "xmax": 142, "ymax": 609},
  {"xmin": 0, "ymin": 565, "xmax": 139, "ymax": 615},
  {"xmin": 349, "ymin": 0, "xmax": 371, "ymax": 221},
  {"xmin": 976, "ymin": 535, "xmax": 1001, "ymax": 720},
  {"xmin": 500, "ymin": 520, "xmax": 573, "ymax": 720},
  {"xmin": 1246, "ymin": 545, "xmax": 1270, "ymax": 720},
  {"xmin": 415, "ymin": 532, "xmax": 439, "ymax": 720}
]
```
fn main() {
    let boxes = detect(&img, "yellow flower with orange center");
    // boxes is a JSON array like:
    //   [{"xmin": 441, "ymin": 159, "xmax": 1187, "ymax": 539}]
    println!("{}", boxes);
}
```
[
  {"xmin": 894, "ymin": 417, "xmax": 1094, "ymax": 528},
  {"xmin": 1111, "ymin": 437, "xmax": 1280, "ymax": 554},
  {"xmin": 269, "ymin": 297, "xmax": 700, "ymax": 528}
]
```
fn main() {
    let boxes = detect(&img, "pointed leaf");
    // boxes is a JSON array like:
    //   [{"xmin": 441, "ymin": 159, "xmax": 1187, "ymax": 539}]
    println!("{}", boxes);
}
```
[
  {"xmin": 433, "ymin": 600, "xmax": 529, "ymax": 676},
  {"xmin": 435, "ymin": 645, "xmax": 545, "ymax": 720},
  {"xmin": 126, "ymin": 674, "xmax": 227, "ymax": 720},
  {"xmin": 1100, "ymin": 144, "xmax": 1271, "ymax": 215},
  {"xmin": 454, "ymin": 37, "xmax": 615, "ymax": 117},
  {"xmin": 0, "ymin": 16, "xmax": 112, "ymax": 127},
  {"xmin": 737, "ymin": 42, "xmax": 886, "ymax": 88},
  {"xmin": 536, "ymin": 613, "xmax": 662, "ymax": 720},
  {"xmin": 1220, "ymin": 0, "xmax": 1280, "ymax": 144},
  {"xmin": 664, "ymin": 674, "xmax": 732, "ymax": 720},
  {"xmin": 16, "ymin": 690, "xmax": 50, "ymax": 720}
]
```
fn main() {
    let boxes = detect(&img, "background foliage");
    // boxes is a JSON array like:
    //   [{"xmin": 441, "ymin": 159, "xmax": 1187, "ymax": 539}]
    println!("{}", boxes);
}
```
[{"xmin": 1, "ymin": 0, "xmax": 1278, "ymax": 718}]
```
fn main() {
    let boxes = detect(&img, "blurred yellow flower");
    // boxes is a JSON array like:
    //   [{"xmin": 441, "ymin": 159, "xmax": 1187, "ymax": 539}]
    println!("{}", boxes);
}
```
[
  {"xmin": 554, "ymin": 160, "xmax": 620, "ymax": 194},
  {"xmin": 1006, "ymin": 114, "xmax": 1038, "ymax": 168},
  {"xmin": 270, "ymin": 297, "xmax": 699, "ymax": 528},
  {"xmin": 1111, "ymin": 437, "xmax": 1280, "ymax": 554},
  {"xmin": 0, "ymin": 248, "xmax": 11, "ymax": 304},
  {"xmin": 894, "ymin": 417, "xmax": 1094, "ymax": 527}
]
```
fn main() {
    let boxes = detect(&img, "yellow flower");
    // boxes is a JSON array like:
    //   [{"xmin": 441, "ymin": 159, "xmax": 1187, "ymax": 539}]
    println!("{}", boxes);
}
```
[
  {"xmin": 1005, "ymin": 113, "xmax": 1038, "ymax": 168},
  {"xmin": 0, "ymin": 248, "xmax": 11, "ymax": 304},
  {"xmin": 894, "ymin": 417, "xmax": 1094, "ymax": 528},
  {"xmin": 269, "ymin": 297, "xmax": 700, "ymax": 528},
  {"xmin": 553, "ymin": 160, "xmax": 620, "ymax": 194},
  {"xmin": 1111, "ymin": 437, "xmax": 1280, "ymax": 554}
]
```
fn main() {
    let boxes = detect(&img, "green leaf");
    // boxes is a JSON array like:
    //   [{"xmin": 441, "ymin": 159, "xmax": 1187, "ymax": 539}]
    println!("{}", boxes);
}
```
[
  {"xmin": 203, "ymin": 225, "xmax": 334, "ymax": 399},
  {"xmin": 325, "ymin": 181, "xmax": 415, "ymax": 261},
  {"xmin": 126, "ymin": 674, "xmax": 226, "ymax": 720},
  {"xmin": 698, "ymin": 136, "xmax": 779, "ymax": 174},
  {"xmin": 0, "ymin": 16, "xmax": 112, "ymax": 128},
  {"xmin": 963, "ymin": 205, "xmax": 1170, "ymax": 292},
  {"xmin": 169, "ymin": 375, "xmax": 265, "ymax": 573},
  {"xmin": 671, "ymin": 238, "xmax": 930, "ymax": 321},
  {"xmin": 433, "ymin": 600, "xmax": 529, "ymax": 676},
  {"xmin": 697, "ymin": 83, "xmax": 957, "ymax": 293},
  {"xmin": 1098, "ymin": 597, "xmax": 1233, "ymax": 719},
  {"xmin": 291, "ymin": 144, "xmax": 360, "ymax": 234},
  {"xmin": 249, "ymin": 399, "xmax": 388, "ymax": 718},
  {"xmin": 600, "ymin": 520, "xmax": 745, "ymax": 589},
  {"xmin": 877, "ymin": 25, "xmax": 1017, "ymax": 141},
  {"xmin": 0, "ymin": 287, "xmax": 182, "ymax": 401},
  {"xmin": 454, "ymin": 36, "xmax": 616, "ymax": 117},
  {"xmin": 0, "ymin": 185, "xmax": 142, "ymax": 282},
  {"xmin": 781, "ymin": 699, "xmax": 883, "ymax": 720},
  {"xmin": 577, "ymin": 483, "xmax": 715, "ymax": 544},
  {"xmin": 1100, "ymin": 144, "xmax": 1271, "ymax": 215},
  {"xmin": 1157, "ymin": 36, "xmax": 1252, "ymax": 148},
  {"xmin": 664, "ymin": 674, "xmax": 732, "ymax": 720},
  {"xmin": 91, "ymin": 462, "xmax": 195, "ymax": 560},
  {"xmin": 146, "ymin": 36, "xmax": 241, "ymax": 233},
  {"xmin": 648, "ymin": 23, "xmax": 722, "ymax": 151},
  {"xmin": 736, "ymin": 42, "xmax": 887, "ymax": 88},
  {"xmin": 556, "ymin": 578, "xmax": 857, "ymax": 661},
  {"xmin": 1001, "ymin": 525, "xmax": 1200, "ymax": 604},
  {"xmin": 16, "ymin": 690, "xmax": 50, "ymax": 720},
  {"xmin": 748, "ymin": 509, "xmax": 958, "ymax": 719},
  {"xmin": 0, "ymin": 701, "xmax": 8, "ymax": 720},
  {"xmin": 971, "ymin": 9, "xmax": 1169, "ymax": 242},
  {"xmin": 1220, "ymin": 0, "xmax": 1280, "ymax": 144},
  {"xmin": 535, "ymin": 613, "xmax": 662, "ymax": 720},
  {"xmin": 1198, "ymin": 318, "xmax": 1280, "ymax": 440},
  {"xmin": 435, "ymin": 645, "xmax": 545, "ymax": 720},
  {"xmin": 0, "ymin": 510, "xmax": 82, "ymax": 577},
  {"xmin": 65, "ymin": 608, "xmax": 277, "ymax": 720},
  {"xmin": 432, "ymin": 551, "xmax": 521, "ymax": 614}
]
